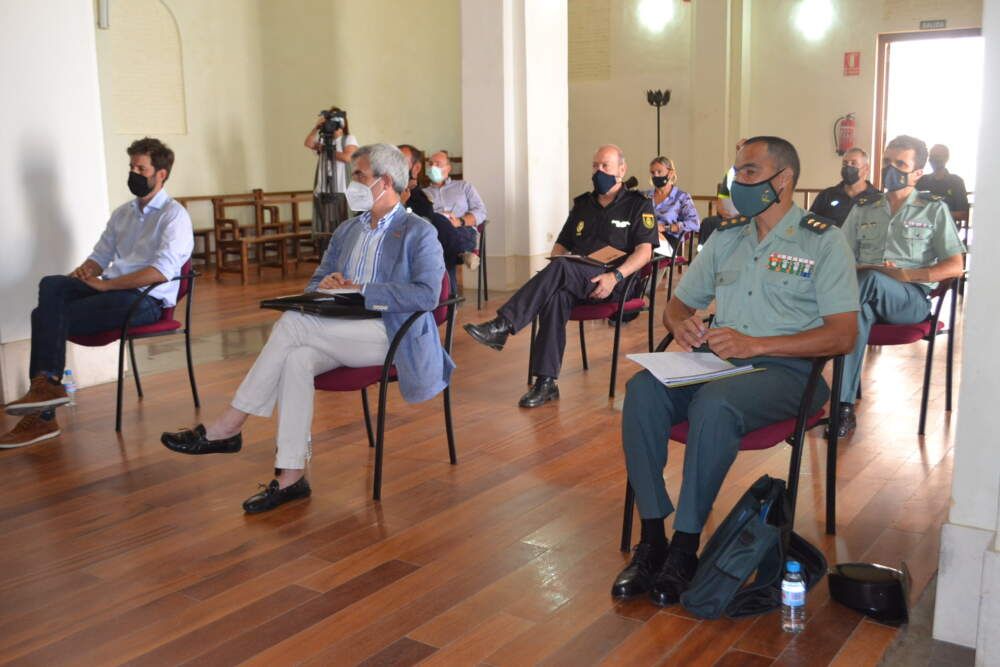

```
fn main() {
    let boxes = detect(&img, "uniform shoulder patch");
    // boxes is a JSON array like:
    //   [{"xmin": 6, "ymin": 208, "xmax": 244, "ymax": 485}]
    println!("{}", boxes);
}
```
[
  {"xmin": 642, "ymin": 212, "xmax": 655, "ymax": 229},
  {"xmin": 917, "ymin": 190, "xmax": 945, "ymax": 202},
  {"xmin": 717, "ymin": 215, "xmax": 751, "ymax": 231},
  {"xmin": 800, "ymin": 213, "xmax": 834, "ymax": 234},
  {"xmin": 855, "ymin": 192, "xmax": 884, "ymax": 207}
]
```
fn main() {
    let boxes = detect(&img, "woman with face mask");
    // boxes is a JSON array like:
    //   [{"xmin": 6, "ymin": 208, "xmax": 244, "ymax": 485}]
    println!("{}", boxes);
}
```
[{"xmin": 645, "ymin": 157, "xmax": 700, "ymax": 242}]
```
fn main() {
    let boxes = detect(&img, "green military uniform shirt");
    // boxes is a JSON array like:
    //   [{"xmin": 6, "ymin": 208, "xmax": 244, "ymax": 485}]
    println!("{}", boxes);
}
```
[
  {"xmin": 674, "ymin": 203, "xmax": 859, "ymax": 338},
  {"xmin": 841, "ymin": 190, "xmax": 966, "ymax": 290}
]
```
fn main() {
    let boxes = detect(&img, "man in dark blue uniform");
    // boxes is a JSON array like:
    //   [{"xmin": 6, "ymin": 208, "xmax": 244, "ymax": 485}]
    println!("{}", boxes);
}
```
[
  {"xmin": 915, "ymin": 144, "xmax": 970, "ymax": 216},
  {"xmin": 464, "ymin": 145, "xmax": 656, "ymax": 407},
  {"xmin": 809, "ymin": 148, "xmax": 879, "ymax": 227}
]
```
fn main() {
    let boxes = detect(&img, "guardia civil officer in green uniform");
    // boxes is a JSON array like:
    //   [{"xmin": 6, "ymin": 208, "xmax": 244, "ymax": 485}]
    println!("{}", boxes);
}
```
[
  {"xmin": 611, "ymin": 137, "xmax": 860, "ymax": 606},
  {"xmin": 464, "ymin": 145, "xmax": 656, "ymax": 407},
  {"xmin": 834, "ymin": 135, "xmax": 966, "ymax": 438}
]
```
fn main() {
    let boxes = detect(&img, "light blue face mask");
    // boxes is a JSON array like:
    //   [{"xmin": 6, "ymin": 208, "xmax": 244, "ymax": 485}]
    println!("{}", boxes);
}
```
[
  {"xmin": 730, "ymin": 168, "xmax": 785, "ymax": 218},
  {"xmin": 427, "ymin": 165, "xmax": 447, "ymax": 184}
]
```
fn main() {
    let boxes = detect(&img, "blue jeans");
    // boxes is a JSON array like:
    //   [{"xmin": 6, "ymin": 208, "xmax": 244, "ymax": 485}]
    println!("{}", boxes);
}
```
[{"xmin": 29, "ymin": 275, "xmax": 162, "ymax": 380}]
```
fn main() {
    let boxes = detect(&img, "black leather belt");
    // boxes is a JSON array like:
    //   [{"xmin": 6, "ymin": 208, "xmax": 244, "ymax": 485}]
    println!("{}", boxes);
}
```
[{"xmin": 828, "ymin": 562, "xmax": 910, "ymax": 624}]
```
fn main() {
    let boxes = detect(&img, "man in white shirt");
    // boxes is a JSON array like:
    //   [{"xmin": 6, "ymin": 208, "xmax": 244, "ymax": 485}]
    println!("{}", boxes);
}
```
[{"xmin": 1, "ymin": 137, "xmax": 193, "ymax": 449}]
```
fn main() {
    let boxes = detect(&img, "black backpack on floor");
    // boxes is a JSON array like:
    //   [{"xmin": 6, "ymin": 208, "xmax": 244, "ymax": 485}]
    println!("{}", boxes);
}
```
[{"xmin": 680, "ymin": 475, "xmax": 827, "ymax": 619}]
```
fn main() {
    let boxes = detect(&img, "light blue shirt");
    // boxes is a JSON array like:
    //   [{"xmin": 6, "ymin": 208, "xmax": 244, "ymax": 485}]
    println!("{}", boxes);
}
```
[
  {"xmin": 422, "ymin": 178, "xmax": 488, "ymax": 224},
  {"xmin": 88, "ymin": 189, "xmax": 194, "ymax": 307},
  {"xmin": 346, "ymin": 203, "xmax": 402, "ymax": 292}
]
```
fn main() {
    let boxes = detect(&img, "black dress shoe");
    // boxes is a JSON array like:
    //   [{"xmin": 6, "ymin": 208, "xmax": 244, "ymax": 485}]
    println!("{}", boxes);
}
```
[
  {"xmin": 242, "ymin": 477, "xmax": 312, "ymax": 514},
  {"xmin": 649, "ymin": 548, "xmax": 699, "ymax": 607},
  {"xmin": 825, "ymin": 403, "xmax": 857, "ymax": 439},
  {"xmin": 464, "ymin": 318, "xmax": 511, "ymax": 351},
  {"xmin": 518, "ymin": 377, "xmax": 559, "ymax": 408},
  {"xmin": 611, "ymin": 542, "xmax": 668, "ymax": 599},
  {"xmin": 161, "ymin": 424, "xmax": 242, "ymax": 455}
]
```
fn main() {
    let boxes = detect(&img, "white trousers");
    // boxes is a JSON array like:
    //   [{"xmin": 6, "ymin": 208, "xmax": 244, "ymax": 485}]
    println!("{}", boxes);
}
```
[{"xmin": 232, "ymin": 311, "xmax": 389, "ymax": 469}]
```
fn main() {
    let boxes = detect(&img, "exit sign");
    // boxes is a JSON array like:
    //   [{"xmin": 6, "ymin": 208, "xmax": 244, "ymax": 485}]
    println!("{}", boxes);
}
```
[{"xmin": 920, "ymin": 19, "xmax": 947, "ymax": 29}]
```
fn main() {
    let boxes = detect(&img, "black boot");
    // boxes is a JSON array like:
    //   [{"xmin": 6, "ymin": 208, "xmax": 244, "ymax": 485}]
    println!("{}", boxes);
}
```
[
  {"xmin": 518, "ymin": 376, "xmax": 559, "ymax": 408},
  {"xmin": 826, "ymin": 403, "xmax": 857, "ymax": 439},
  {"xmin": 649, "ymin": 547, "xmax": 699, "ymax": 607},
  {"xmin": 463, "ymin": 317, "xmax": 512, "ymax": 351},
  {"xmin": 611, "ymin": 542, "xmax": 668, "ymax": 598}
]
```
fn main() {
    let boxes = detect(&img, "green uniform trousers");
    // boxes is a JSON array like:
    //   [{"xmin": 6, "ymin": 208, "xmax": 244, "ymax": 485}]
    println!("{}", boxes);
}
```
[
  {"xmin": 839, "ymin": 269, "xmax": 930, "ymax": 404},
  {"xmin": 622, "ymin": 357, "xmax": 828, "ymax": 533}
]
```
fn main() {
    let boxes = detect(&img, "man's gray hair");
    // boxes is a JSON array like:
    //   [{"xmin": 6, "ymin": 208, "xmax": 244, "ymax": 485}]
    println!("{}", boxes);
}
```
[
  {"xmin": 845, "ymin": 147, "xmax": 869, "ymax": 164},
  {"xmin": 352, "ymin": 143, "xmax": 410, "ymax": 193}
]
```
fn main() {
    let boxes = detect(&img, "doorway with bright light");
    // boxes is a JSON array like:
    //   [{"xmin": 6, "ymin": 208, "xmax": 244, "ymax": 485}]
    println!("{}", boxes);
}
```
[{"xmin": 875, "ymin": 29, "xmax": 984, "ymax": 191}]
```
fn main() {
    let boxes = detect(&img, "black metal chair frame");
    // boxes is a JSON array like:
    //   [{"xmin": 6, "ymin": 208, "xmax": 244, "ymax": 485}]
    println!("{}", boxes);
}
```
[
  {"xmin": 477, "ymin": 220, "xmax": 489, "ymax": 310},
  {"xmin": 646, "ymin": 232, "xmax": 689, "ymax": 352},
  {"xmin": 619, "ymin": 331, "xmax": 845, "ymax": 553},
  {"xmin": 112, "ymin": 270, "xmax": 200, "ymax": 432},
  {"xmin": 525, "ymin": 262, "xmax": 655, "ymax": 398},
  {"xmin": 351, "ymin": 294, "xmax": 464, "ymax": 500}
]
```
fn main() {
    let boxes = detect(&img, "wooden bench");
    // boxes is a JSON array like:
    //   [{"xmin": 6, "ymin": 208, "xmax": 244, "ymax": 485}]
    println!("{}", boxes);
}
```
[{"xmin": 216, "ymin": 231, "xmax": 312, "ymax": 284}]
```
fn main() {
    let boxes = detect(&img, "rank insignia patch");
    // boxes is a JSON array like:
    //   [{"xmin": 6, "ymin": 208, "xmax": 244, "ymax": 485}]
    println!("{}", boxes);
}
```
[{"xmin": 576, "ymin": 221, "xmax": 584, "ymax": 235}]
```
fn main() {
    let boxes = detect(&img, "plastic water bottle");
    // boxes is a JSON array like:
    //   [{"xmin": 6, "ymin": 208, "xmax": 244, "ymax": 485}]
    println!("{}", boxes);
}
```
[
  {"xmin": 781, "ymin": 559, "xmax": 806, "ymax": 632},
  {"xmin": 62, "ymin": 370, "xmax": 77, "ymax": 407}
]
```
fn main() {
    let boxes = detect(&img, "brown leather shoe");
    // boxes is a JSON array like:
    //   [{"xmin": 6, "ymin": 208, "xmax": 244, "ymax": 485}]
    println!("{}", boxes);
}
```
[
  {"xmin": 5, "ymin": 376, "xmax": 70, "ymax": 416},
  {"xmin": 0, "ymin": 414, "xmax": 61, "ymax": 449}
]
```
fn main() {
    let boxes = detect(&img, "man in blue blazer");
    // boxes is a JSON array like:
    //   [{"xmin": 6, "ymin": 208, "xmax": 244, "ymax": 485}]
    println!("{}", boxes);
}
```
[{"xmin": 161, "ymin": 144, "xmax": 453, "ymax": 513}]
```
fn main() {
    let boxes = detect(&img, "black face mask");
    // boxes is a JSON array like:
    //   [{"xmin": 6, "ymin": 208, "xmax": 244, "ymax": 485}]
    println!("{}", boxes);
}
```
[
  {"xmin": 592, "ymin": 170, "xmax": 618, "ymax": 195},
  {"xmin": 651, "ymin": 175, "xmax": 670, "ymax": 188},
  {"xmin": 128, "ymin": 171, "xmax": 154, "ymax": 198},
  {"xmin": 840, "ymin": 165, "xmax": 861, "ymax": 186}
]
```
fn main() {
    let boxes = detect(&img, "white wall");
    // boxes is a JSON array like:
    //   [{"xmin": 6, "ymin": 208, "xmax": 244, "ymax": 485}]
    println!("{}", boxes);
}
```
[
  {"xmin": 933, "ymin": 0, "xmax": 1000, "ymax": 657},
  {"xmin": 0, "ymin": 1, "xmax": 113, "ymax": 399}
]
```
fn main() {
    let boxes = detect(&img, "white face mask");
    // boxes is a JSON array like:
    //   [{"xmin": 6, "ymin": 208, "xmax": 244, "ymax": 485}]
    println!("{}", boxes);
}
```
[{"xmin": 346, "ymin": 177, "xmax": 385, "ymax": 212}]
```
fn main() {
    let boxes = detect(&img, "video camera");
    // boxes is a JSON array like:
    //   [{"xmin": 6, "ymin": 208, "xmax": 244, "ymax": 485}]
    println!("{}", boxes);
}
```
[{"xmin": 319, "ymin": 109, "xmax": 346, "ymax": 137}]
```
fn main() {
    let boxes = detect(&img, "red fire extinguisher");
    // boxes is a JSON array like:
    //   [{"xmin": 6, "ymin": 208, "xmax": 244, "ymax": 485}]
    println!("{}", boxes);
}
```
[{"xmin": 834, "ymin": 113, "xmax": 856, "ymax": 156}]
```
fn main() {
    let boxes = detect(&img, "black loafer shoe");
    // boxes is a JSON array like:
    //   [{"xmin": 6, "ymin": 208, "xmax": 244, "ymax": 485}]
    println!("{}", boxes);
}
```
[
  {"xmin": 649, "ymin": 548, "xmax": 699, "ymax": 607},
  {"xmin": 464, "ymin": 318, "xmax": 511, "ymax": 351},
  {"xmin": 611, "ymin": 542, "xmax": 668, "ymax": 599},
  {"xmin": 518, "ymin": 377, "xmax": 559, "ymax": 408},
  {"xmin": 161, "ymin": 424, "xmax": 242, "ymax": 455},
  {"xmin": 825, "ymin": 404, "xmax": 857, "ymax": 440},
  {"xmin": 242, "ymin": 477, "xmax": 312, "ymax": 514}
]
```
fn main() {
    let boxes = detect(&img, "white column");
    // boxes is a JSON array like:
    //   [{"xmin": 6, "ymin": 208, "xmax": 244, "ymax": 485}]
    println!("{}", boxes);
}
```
[
  {"xmin": 688, "ymin": 0, "xmax": 734, "ymax": 195},
  {"xmin": 460, "ymin": 0, "xmax": 568, "ymax": 289},
  {"xmin": 0, "ymin": 1, "xmax": 115, "ymax": 400},
  {"xmin": 932, "ymin": 2, "xmax": 1000, "ymax": 659}
]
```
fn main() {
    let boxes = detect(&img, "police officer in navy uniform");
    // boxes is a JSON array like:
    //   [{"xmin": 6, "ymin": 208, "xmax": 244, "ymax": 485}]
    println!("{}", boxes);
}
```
[
  {"xmin": 612, "ymin": 137, "xmax": 859, "ymax": 606},
  {"xmin": 834, "ymin": 135, "xmax": 966, "ymax": 437},
  {"xmin": 915, "ymin": 144, "xmax": 970, "ymax": 216},
  {"xmin": 464, "ymin": 144, "xmax": 656, "ymax": 407},
  {"xmin": 809, "ymin": 147, "xmax": 880, "ymax": 227}
]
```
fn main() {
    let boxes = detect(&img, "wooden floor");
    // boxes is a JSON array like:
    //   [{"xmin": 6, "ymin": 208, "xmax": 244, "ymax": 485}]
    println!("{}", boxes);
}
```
[{"xmin": 0, "ymin": 265, "xmax": 962, "ymax": 666}]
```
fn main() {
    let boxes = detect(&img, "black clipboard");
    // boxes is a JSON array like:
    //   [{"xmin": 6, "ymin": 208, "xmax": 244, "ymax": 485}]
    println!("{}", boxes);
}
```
[{"xmin": 260, "ymin": 292, "xmax": 379, "ymax": 318}]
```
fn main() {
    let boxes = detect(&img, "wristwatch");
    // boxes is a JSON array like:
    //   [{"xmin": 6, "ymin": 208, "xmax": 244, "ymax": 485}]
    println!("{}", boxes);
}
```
[{"xmin": 612, "ymin": 269, "xmax": 624, "ymax": 283}]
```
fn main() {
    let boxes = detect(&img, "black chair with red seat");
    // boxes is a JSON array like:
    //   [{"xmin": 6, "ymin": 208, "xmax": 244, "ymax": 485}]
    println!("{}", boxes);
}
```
[
  {"xmin": 69, "ymin": 259, "xmax": 199, "ymax": 432},
  {"xmin": 620, "ymin": 332, "xmax": 845, "ymax": 549},
  {"xmin": 526, "ymin": 261, "xmax": 655, "ymax": 399},
  {"xmin": 313, "ymin": 273, "xmax": 461, "ymax": 500},
  {"xmin": 646, "ymin": 232, "xmax": 689, "ymax": 352},
  {"xmin": 865, "ymin": 277, "xmax": 959, "ymax": 435}
]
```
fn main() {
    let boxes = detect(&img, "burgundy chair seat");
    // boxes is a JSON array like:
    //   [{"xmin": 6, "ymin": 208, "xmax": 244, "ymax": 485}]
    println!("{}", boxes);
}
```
[
  {"xmin": 70, "ymin": 318, "xmax": 181, "ymax": 347},
  {"xmin": 569, "ymin": 297, "xmax": 646, "ymax": 321},
  {"xmin": 669, "ymin": 409, "xmax": 827, "ymax": 452},
  {"xmin": 314, "ymin": 365, "xmax": 398, "ymax": 392},
  {"xmin": 869, "ymin": 320, "xmax": 943, "ymax": 346},
  {"xmin": 655, "ymin": 256, "xmax": 686, "ymax": 270}
]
